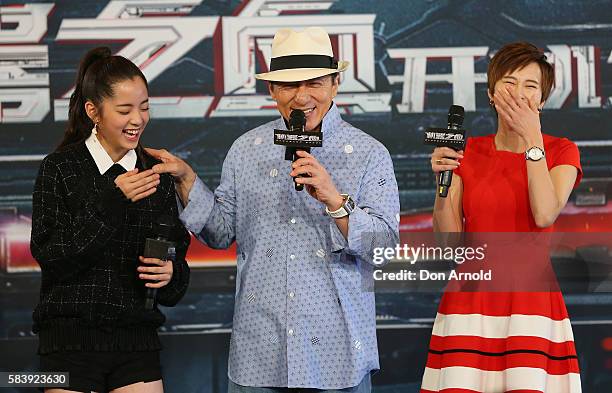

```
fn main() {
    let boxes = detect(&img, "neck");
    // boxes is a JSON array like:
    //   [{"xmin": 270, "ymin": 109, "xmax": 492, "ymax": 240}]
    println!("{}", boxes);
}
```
[
  {"xmin": 494, "ymin": 121, "xmax": 526, "ymax": 153},
  {"xmin": 97, "ymin": 134, "xmax": 128, "ymax": 162}
]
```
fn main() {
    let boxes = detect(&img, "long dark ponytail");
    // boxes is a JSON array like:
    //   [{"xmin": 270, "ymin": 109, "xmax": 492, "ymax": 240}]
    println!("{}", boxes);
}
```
[{"xmin": 58, "ymin": 46, "xmax": 153, "ymax": 168}]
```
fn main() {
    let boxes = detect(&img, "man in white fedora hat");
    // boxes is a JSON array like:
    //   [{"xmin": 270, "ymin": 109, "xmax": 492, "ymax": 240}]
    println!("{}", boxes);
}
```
[{"xmin": 147, "ymin": 27, "xmax": 399, "ymax": 392}]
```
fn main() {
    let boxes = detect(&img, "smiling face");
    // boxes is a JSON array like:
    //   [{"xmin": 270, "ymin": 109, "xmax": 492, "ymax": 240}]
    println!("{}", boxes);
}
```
[
  {"xmin": 86, "ymin": 77, "xmax": 149, "ymax": 162},
  {"xmin": 489, "ymin": 62, "xmax": 544, "ymax": 110},
  {"xmin": 268, "ymin": 74, "xmax": 339, "ymax": 132}
]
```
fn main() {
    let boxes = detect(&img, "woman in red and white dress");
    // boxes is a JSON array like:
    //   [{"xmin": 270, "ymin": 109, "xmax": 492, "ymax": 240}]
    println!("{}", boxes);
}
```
[{"xmin": 421, "ymin": 42, "xmax": 583, "ymax": 393}]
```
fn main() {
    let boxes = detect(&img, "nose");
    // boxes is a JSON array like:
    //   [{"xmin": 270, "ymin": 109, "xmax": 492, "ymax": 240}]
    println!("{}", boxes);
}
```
[
  {"xmin": 129, "ymin": 111, "xmax": 144, "ymax": 127},
  {"xmin": 294, "ymin": 84, "xmax": 309, "ymax": 104},
  {"xmin": 515, "ymin": 84, "xmax": 526, "ymax": 100}
]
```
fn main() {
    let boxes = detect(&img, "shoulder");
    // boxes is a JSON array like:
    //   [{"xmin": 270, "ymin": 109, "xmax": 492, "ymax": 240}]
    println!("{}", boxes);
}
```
[
  {"xmin": 337, "ymin": 120, "xmax": 391, "ymax": 160},
  {"xmin": 543, "ymin": 133, "xmax": 578, "ymax": 152},
  {"xmin": 230, "ymin": 119, "xmax": 279, "ymax": 152},
  {"xmin": 39, "ymin": 143, "xmax": 87, "ymax": 174}
]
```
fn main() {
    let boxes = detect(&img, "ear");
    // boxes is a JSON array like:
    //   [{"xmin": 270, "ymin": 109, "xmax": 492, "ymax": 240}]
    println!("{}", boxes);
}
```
[
  {"xmin": 268, "ymin": 82, "xmax": 277, "ymax": 101},
  {"xmin": 84, "ymin": 100, "xmax": 99, "ymax": 123},
  {"xmin": 487, "ymin": 88, "xmax": 494, "ymax": 103},
  {"xmin": 331, "ymin": 74, "xmax": 340, "ymax": 98}
]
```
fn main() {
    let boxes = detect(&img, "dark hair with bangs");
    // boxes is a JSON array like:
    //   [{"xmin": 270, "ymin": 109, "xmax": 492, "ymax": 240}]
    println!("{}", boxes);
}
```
[{"xmin": 487, "ymin": 42, "xmax": 554, "ymax": 103}]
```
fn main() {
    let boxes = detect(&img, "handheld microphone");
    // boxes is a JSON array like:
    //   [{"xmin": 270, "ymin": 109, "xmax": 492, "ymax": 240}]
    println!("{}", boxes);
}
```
[
  {"xmin": 424, "ymin": 105, "xmax": 466, "ymax": 198},
  {"xmin": 143, "ymin": 215, "xmax": 175, "ymax": 310},
  {"xmin": 273, "ymin": 109, "xmax": 323, "ymax": 191}
]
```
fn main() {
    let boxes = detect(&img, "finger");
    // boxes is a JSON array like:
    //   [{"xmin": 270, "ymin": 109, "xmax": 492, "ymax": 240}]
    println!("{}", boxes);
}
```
[
  {"xmin": 527, "ymin": 98, "xmax": 540, "ymax": 113},
  {"xmin": 432, "ymin": 157, "xmax": 460, "ymax": 167},
  {"xmin": 496, "ymin": 89, "xmax": 516, "ymax": 111},
  {"xmin": 432, "ymin": 147, "xmax": 463, "ymax": 159},
  {"xmin": 503, "ymin": 87, "xmax": 523, "ymax": 111},
  {"xmin": 292, "ymin": 158, "xmax": 320, "ymax": 169},
  {"xmin": 494, "ymin": 95, "xmax": 514, "ymax": 120},
  {"xmin": 139, "ymin": 256, "xmax": 165, "ymax": 265},
  {"xmin": 139, "ymin": 273, "xmax": 169, "ymax": 281},
  {"xmin": 144, "ymin": 148, "xmax": 173, "ymax": 161},
  {"xmin": 126, "ymin": 172, "xmax": 160, "ymax": 188},
  {"xmin": 129, "ymin": 186, "xmax": 157, "ymax": 202},
  {"xmin": 295, "ymin": 176, "xmax": 316, "ymax": 185},
  {"xmin": 295, "ymin": 150, "xmax": 315, "ymax": 159},
  {"xmin": 434, "ymin": 166, "xmax": 460, "ymax": 173},
  {"xmin": 151, "ymin": 162, "xmax": 175, "ymax": 175},
  {"xmin": 116, "ymin": 168, "xmax": 139, "ymax": 180},
  {"xmin": 291, "ymin": 165, "xmax": 318, "ymax": 177},
  {"xmin": 126, "ymin": 181, "xmax": 160, "ymax": 200},
  {"xmin": 146, "ymin": 280, "xmax": 170, "ymax": 288},
  {"xmin": 138, "ymin": 265, "xmax": 165, "ymax": 274},
  {"xmin": 126, "ymin": 169, "xmax": 158, "ymax": 182}
]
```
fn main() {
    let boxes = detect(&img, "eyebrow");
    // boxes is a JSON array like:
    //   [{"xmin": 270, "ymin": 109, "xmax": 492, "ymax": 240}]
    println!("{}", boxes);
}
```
[
  {"xmin": 115, "ymin": 99, "xmax": 149, "ymax": 107},
  {"xmin": 502, "ymin": 76, "xmax": 540, "ymax": 85}
]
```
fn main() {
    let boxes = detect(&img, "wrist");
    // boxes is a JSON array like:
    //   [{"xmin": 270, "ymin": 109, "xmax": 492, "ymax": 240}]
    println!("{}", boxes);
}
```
[
  {"xmin": 177, "ymin": 170, "xmax": 196, "ymax": 190},
  {"xmin": 326, "ymin": 194, "xmax": 344, "ymax": 212},
  {"xmin": 523, "ymin": 131, "xmax": 543, "ymax": 149}
]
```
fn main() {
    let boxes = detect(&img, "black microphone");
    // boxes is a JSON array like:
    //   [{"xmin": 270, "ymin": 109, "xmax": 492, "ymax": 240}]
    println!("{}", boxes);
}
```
[
  {"xmin": 273, "ymin": 109, "xmax": 323, "ymax": 191},
  {"xmin": 424, "ymin": 105, "xmax": 466, "ymax": 198},
  {"xmin": 288, "ymin": 110, "xmax": 307, "ymax": 191},
  {"xmin": 143, "ymin": 215, "xmax": 175, "ymax": 310}
]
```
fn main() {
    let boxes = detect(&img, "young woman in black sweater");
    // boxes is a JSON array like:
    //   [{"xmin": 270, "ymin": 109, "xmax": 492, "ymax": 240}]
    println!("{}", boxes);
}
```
[{"xmin": 30, "ymin": 47, "xmax": 190, "ymax": 393}]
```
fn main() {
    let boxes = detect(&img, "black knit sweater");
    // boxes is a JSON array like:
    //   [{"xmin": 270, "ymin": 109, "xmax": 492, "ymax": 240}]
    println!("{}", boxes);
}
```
[{"xmin": 30, "ymin": 142, "xmax": 190, "ymax": 354}]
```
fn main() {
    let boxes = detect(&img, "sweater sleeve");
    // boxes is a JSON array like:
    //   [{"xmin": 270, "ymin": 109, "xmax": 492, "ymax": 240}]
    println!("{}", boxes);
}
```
[
  {"xmin": 156, "ymin": 175, "xmax": 191, "ymax": 307},
  {"xmin": 30, "ymin": 156, "xmax": 127, "ymax": 282}
]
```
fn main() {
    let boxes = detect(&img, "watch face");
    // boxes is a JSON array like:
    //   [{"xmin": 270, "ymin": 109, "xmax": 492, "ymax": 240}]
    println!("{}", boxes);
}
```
[{"xmin": 528, "ymin": 148, "xmax": 544, "ymax": 160}]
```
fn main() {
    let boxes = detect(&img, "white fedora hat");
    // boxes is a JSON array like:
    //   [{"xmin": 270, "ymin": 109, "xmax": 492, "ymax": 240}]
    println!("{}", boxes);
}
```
[{"xmin": 255, "ymin": 27, "xmax": 349, "ymax": 82}]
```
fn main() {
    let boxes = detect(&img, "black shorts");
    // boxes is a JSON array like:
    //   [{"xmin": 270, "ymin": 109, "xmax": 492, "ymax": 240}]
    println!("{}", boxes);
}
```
[{"xmin": 39, "ymin": 350, "xmax": 162, "ymax": 392}]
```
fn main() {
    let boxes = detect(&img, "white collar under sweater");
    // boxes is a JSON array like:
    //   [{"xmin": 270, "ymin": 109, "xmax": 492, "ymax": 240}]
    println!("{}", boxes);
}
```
[{"xmin": 85, "ymin": 129, "xmax": 137, "ymax": 175}]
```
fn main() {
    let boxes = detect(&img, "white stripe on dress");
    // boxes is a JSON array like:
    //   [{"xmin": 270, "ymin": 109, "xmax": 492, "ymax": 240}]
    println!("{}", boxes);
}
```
[
  {"xmin": 431, "ymin": 313, "xmax": 575, "ymax": 343},
  {"xmin": 422, "ymin": 366, "xmax": 582, "ymax": 392}
]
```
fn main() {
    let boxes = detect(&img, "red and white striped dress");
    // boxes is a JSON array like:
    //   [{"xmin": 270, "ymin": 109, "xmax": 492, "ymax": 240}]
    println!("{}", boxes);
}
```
[{"xmin": 421, "ymin": 134, "xmax": 583, "ymax": 393}]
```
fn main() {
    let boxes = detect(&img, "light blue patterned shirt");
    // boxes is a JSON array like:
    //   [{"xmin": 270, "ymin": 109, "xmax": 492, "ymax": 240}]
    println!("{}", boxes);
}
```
[{"xmin": 179, "ymin": 103, "xmax": 399, "ymax": 389}]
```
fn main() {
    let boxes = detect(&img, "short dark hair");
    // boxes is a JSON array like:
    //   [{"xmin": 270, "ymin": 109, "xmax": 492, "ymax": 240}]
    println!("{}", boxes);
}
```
[{"xmin": 487, "ymin": 42, "xmax": 554, "ymax": 103}]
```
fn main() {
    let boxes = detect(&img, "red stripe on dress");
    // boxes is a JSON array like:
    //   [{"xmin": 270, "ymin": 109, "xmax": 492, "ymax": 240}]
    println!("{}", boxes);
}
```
[
  {"xmin": 438, "ymin": 292, "xmax": 570, "ymax": 320},
  {"xmin": 428, "ymin": 335, "xmax": 578, "ymax": 358},
  {"xmin": 426, "ymin": 351, "xmax": 580, "ymax": 374}
]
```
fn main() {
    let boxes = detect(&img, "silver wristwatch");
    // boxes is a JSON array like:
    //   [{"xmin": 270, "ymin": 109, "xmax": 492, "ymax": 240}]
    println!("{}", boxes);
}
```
[
  {"xmin": 525, "ymin": 146, "xmax": 545, "ymax": 161},
  {"xmin": 325, "ymin": 194, "xmax": 355, "ymax": 218}
]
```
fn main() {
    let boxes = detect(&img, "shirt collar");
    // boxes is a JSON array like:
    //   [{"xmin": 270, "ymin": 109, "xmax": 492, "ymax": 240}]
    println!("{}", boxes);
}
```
[
  {"xmin": 85, "ymin": 130, "xmax": 137, "ymax": 175},
  {"xmin": 276, "ymin": 102, "xmax": 342, "ymax": 139}
]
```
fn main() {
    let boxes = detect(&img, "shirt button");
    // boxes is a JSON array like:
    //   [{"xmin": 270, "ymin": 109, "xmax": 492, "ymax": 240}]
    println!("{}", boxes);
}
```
[
  {"xmin": 270, "ymin": 168, "xmax": 278, "ymax": 177},
  {"xmin": 288, "ymin": 329, "xmax": 294, "ymax": 336},
  {"xmin": 316, "ymin": 249, "xmax": 326, "ymax": 258},
  {"xmin": 289, "ymin": 292, "xmax": 295, "ymax": 298},
  {"xmin": 290, "ymin": 254, "xmax": 296, "ymax": 260},
  {"xmin": 290, "ymin": 218, "xmax": 296, "ymax": 224}
]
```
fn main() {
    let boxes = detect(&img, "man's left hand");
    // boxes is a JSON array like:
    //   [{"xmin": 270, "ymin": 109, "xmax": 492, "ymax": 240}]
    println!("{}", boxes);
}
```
[{"xmin": 290, "ymin": 150, "xmax": 343, "ymax": 211}]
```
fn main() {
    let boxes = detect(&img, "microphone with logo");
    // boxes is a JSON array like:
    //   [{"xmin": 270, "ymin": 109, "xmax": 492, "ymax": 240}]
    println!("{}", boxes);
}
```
[
  {"xmin": 424, "ymin": 105, "xmax": 466, "ymax": 198},
  {"xmin": 142, "ymin": 215, "xmax": 175, "ymax": 310},
  {"xmin": 273, "ymin": 109, "xmax": 323, "ymax": 191}
]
